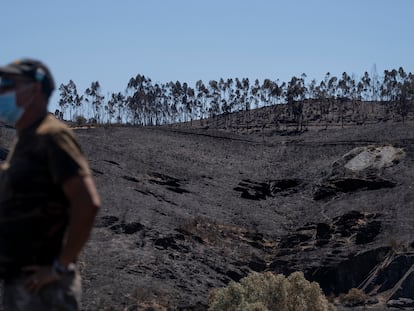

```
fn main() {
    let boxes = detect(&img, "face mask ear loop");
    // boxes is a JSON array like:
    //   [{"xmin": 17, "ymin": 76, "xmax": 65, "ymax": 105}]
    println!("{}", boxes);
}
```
[
  {"xmin": 35, "ymin": 68, "xmax": 46, "ymax": 82},
  {"xmin": 35, "ymin": 68, "xmax": 47, "ymax": 94}
]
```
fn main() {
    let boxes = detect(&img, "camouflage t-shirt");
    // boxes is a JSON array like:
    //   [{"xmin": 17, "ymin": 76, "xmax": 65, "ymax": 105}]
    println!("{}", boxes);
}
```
[{"xmin": 0, "ymin": 115, "xmax": 91, "ymax": 277}]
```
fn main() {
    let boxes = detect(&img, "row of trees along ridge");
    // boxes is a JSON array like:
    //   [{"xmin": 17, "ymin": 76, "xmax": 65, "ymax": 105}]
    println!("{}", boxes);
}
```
[{"xmin": 57, "ymin": 67, "xmax": 414, "ymax": 129}]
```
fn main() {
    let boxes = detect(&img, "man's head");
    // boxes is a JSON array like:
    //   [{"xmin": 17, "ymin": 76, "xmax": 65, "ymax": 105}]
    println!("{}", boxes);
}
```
[
  {"xmin": 0, "ymin": 59, "xmax": 55, "ymax": 98},
  {"xmin": 0, "ymin": 59, "xmax": 55, "ymax": 128}
]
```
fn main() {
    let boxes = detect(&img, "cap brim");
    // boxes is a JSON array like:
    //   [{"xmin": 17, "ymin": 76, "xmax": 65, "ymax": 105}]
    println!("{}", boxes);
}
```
[{"xmin": 0, "ymin": 65, "xmax": 23, "ymax": 76}]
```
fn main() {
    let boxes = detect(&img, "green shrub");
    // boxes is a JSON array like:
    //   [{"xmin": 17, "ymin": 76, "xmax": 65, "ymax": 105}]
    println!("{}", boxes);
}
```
[
  {"xmin": 75, "ymin": 115, "xmax": 87, "ymax": 126},
  {"xmin": 209, "ymin": 271, "xmax": 336, "ymax": 311}
]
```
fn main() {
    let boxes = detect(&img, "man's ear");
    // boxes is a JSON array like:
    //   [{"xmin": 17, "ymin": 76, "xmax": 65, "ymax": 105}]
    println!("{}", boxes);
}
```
[{"xmin": 32, "ymin": 81, "xmax": 49, "ymax": 102}]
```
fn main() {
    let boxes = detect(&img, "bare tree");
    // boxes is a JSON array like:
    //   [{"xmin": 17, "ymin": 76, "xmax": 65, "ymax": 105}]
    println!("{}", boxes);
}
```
[{"xmin": 85, "ymin": 81, "xmax": 105, "ymax": 124}]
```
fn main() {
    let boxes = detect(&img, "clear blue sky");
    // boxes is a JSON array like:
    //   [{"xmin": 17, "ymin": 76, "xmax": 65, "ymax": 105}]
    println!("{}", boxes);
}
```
[{"xmin": 2, "ymin": 0, "xmax": 413, "ymax": 112}]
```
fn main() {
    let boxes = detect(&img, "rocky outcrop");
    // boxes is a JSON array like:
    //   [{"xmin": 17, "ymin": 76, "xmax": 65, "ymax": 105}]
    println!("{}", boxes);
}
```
[
  {"xmin": 313, "ymin": 145, "xmax": 404, "ymax": 200},
  {"xmin": 234, "ymin": 178, "xmax": 302, "ymax": 200},
  {"xmin": 267, "ymin": 210, "xmax": 384, "ymax": 276},
  {"xmin": 262, "ymin": 209, "xmax": 414, "ymax": 309}
]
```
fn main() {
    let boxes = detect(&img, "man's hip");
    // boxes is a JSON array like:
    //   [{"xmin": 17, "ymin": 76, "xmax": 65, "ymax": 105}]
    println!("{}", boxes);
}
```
[{"xmin": 3, "ymin": 269, "xmax": 81, "ymax": 311}]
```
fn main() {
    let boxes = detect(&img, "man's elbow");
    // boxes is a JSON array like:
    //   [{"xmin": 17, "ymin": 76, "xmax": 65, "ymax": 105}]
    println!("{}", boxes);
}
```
[
  {"xmin": 90, "ymin": 195, "xmax": 101, "ymax": 215},
  {"xmin": 84, "ymin": 175, "xmax": 101, "ymax": 213},
  {"xmin": 85, "ymin": 189, "xmax": 101, "ymax": 218},
  {"xmin": 64, "ymin": 175, "xmax": 101, "ymax": 217}
]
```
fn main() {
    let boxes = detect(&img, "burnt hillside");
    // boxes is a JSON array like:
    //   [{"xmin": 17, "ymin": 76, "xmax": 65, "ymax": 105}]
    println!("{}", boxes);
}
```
[
  {"xmin": 79, "ymin": 119, "xmax": 414, "ymax": 310},
  {"xmin": 1, "ymin": 113, "xmax": 414, "ymax": 310}
]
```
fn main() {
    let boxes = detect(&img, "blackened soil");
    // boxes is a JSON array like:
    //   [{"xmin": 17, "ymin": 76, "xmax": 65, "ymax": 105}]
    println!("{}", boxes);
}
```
[{"xmin": 2, "ymin": 120, "xmax": 414, "ymax": 310}]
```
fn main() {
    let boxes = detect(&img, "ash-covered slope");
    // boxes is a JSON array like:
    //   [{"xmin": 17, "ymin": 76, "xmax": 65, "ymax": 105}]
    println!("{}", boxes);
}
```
[
  {"xmin": 70, "ymin": 121, "xmax": 414, "ymax": 310},
  {"xmin": 1, "ymin": 121, "xmax": 414, "ymax": 310}
]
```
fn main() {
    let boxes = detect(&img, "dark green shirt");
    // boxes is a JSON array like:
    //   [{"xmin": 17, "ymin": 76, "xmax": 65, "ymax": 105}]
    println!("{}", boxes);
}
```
[{"xmin": 0, "ymin": 115, "xmax": 90, "ymax": 277}]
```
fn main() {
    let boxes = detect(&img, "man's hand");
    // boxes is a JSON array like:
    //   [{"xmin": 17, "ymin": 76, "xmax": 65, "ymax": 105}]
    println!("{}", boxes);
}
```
[{"xmin": 22, "ymin": 265, "xmax": 61, "ymax": 294}]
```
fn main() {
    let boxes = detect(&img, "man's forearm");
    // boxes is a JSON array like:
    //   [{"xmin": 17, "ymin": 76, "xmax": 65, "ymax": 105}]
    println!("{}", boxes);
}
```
[
  {"xmin": 60, "ymin": 175, "xmax": 101, "ymax": 266},
  {"xmin": 59, "ymin": 203, "xmax": 99, "ymax": 266}
]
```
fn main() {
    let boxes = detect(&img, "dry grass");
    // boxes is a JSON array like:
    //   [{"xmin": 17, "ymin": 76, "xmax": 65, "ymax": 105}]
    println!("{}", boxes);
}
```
[{"xmin": 339, "ymin": 288, "xmax": 369, "ymax": 307}]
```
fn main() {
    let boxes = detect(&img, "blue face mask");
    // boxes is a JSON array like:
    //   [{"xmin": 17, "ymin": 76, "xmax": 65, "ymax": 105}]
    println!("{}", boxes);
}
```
[{"xmin": 0, "ymin": 91, "xmax": 24, "ymax": 125}]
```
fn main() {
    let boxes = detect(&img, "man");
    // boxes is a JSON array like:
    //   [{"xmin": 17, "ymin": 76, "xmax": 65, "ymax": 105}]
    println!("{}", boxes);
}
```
[{"xmin": 0, "ymin": 59, "xmax": 100, "ymax": 310}]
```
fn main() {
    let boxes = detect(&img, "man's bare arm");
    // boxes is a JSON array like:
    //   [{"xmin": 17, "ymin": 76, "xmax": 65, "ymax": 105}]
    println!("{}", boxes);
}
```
[{"xmin": 59, "ymin": 175, "xmax": 100, "ymax": 266}]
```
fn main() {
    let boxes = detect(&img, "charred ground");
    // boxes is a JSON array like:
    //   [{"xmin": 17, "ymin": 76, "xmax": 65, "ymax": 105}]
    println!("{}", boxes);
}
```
[
  {"xmin": 80, "ymin": 118, "xmax": 414, "ymax": 310},
  {"xmin": 1, "ymin": 117, "xmax": 414, "ymax": 310}
]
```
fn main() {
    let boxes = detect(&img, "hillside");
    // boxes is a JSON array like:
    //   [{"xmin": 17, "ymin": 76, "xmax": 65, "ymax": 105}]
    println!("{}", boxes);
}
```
[
  {"xmin": 78, "ymin": 118, "xmax": 414, "ymax": 310},
  {"xmin": 1, "ymin": 116, "xmax": 414, "ymax": 310}
]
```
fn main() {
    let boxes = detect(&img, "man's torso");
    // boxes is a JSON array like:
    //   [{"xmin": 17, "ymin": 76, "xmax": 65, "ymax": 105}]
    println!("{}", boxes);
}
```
[{"xmin": 0, "ymin": 115, "xmax": 90, "ymax": 277}]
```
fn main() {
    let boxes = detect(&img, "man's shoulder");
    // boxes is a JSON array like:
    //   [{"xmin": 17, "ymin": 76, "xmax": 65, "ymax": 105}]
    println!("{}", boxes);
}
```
[{"xmin": 36, "ymin": 114, "xmax": 74, "ymax": 136}]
